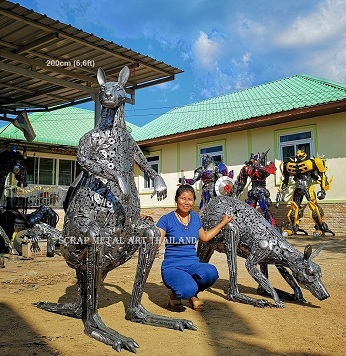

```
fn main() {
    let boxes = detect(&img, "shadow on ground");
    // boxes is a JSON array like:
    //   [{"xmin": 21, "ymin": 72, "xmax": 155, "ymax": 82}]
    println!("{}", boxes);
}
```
[{"xmin": 0, "ymin": 302, "xmax": 58, "ymax": 355}]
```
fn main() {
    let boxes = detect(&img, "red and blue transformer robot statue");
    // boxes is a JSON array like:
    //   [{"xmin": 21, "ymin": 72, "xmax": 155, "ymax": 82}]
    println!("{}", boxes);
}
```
[
  {"xmin": 235, "ymin": 149, "xmax": 277, "ymax": 226},
  {"xmin": 180, "ymin": 154, "xmax": 234, "ymax": 209},
  {"xmin": 276, "ymin": 149, "xmax": 334, "ymax": 238}
]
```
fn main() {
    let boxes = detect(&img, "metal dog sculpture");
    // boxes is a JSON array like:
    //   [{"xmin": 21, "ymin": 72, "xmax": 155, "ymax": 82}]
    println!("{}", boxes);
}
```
[
  {"xmin": 37, "ymin": 66, "xmax": 195, "ymax": 353},
  {"xmin": 13, "ymin": 222, "xmax": 61, "ymax": 257},
  {"xmin": 198, "ymin": 196, "xmax": 330, "ymax": 308}
]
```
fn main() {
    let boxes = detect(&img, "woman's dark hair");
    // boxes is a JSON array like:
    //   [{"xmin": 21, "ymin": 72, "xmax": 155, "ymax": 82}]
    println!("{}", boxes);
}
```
[{"xmin": 175, "ymin": 184, "xmax": 196, "ymax": 202}]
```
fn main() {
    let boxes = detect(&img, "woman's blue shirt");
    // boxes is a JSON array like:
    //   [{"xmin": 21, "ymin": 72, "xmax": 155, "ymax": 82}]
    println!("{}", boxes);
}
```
[{"xmin": 157, "ymin": 211, "xmax": 202, "ymax": 269}]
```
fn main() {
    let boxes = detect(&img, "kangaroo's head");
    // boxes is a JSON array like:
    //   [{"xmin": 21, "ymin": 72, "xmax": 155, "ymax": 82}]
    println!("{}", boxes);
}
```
[{"xmin": 97, "ymin": 66, "xmax": 130, "ymax": 109}]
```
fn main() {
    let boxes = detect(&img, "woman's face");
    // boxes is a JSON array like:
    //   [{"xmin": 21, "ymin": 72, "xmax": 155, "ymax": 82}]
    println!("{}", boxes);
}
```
[{"xmin": 176, "ymin": 191, "xmax": 195, "ymax": 214}]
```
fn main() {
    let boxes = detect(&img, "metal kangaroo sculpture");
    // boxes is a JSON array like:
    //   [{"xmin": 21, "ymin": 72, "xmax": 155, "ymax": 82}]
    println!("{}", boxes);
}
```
[
  {"xmin": 37, "ymin": 66, "xmax": 195, "ymax": 353},
  {"xmin": 198, "ymin": 196, "xmax": 330, "ymax": 308}
]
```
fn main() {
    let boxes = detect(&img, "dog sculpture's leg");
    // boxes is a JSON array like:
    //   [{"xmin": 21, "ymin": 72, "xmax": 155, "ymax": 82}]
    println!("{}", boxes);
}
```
[
  {"xmin": 244, "ymin": 248, "xmax": 284, "ymax": 308},
  {"xmin": 83, "ymin": 243, "xmax": 139, "ymax": 353},
  {"xmin": 196, "ymin": 235, "xmax": 215, "ymax": 263},
  {"xmin": 257, "ymin": 263, "xmax": 269, "ymax": 295},
  {"xmin": 223, "ymin": 224, "xmax": 272, "ymax": 308},
  {"xmin": 125, "ymin": 220, "xmax": 196, "ymax": 331},
  {"xmin": 0, "ymin": 225, "xmax": 11, "ymax": 249},
  {"xmin": 257, "ymin": 264, "xmax": 306, "ymax": 302},
  {"xmin": 275, "ymin": 265, "xmax": 306, "ymax": 302}
]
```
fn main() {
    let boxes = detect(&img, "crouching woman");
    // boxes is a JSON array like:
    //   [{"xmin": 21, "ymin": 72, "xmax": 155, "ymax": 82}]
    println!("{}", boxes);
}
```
[{"xmin": 157, "ymin": 184, "xmax": 232, "ymax": 312}]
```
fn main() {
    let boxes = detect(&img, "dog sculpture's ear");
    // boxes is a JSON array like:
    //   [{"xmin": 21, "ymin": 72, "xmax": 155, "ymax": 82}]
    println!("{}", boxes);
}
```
[
  {"xmin": 118, "ymin": 66, "xmax": 130, "ymax": 88},
  {"xmin": 309, "ymin": 244, "xmax": 325, "ymax": 260},
  {"xmin": 97, "ymin": 68, "xmax": 106, "ymax": 85},
  {"xmin": 303, "ymin": 244, "xmax": 313, "ymax": 260}
]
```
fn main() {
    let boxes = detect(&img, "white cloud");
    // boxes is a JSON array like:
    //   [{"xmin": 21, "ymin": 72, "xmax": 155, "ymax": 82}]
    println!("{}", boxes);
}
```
[
  {"xmin": 304, "ymin": 38, "xmax": 346, "ymax": 83},
  {"xmin": 148, "ymin": 81, "xmax": 180, "ymax": 92},
  {"xmin": 181, "ymin": 51, "xmax": 191, "ymax": 61},
  {"xmin": 277, "ymin": 0, "xmax": 346, "ymax": 47},
  {"xmin": 241, "ymin": 52, "xmax": 251, "ymax": 64},
  {"xmin": 170, "ymin": 83, "xmax": 180, "ymax": 91},
  {"xmin": 193, "ymin": 32, "xmax": 221, "ymax": 70},
  {"xmin": 237, "ymin": 16, "xmax": 268, "ymax": 37}
]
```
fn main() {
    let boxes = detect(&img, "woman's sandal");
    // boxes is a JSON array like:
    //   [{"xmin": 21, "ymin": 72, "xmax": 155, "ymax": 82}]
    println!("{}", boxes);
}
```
[
  {"xmin": 189, "ymin": 297, "xmax": 205, "ymax": 312},
  {"xmin": 167, "ymin": 292, "xmax": 185, "ymax": 311}
]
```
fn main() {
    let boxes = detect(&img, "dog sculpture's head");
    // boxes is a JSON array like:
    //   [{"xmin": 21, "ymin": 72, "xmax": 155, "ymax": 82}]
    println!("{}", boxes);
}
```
[
  {"xmin": 97, "ymin": 66, "xmax": 130, "ymax": 109},
  {"xmin": 293, "ymin": 245, "xmax": 330, "ymax": 301}
]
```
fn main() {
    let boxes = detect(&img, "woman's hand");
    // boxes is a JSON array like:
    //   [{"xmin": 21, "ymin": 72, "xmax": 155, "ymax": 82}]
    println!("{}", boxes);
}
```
[
  {"xmin": 200, "ymin": 214, "xmax": 234, "ymax": 242},
  {"xmin": 220, "ymin": 214, "xmax": 233, "ymax": 228}
]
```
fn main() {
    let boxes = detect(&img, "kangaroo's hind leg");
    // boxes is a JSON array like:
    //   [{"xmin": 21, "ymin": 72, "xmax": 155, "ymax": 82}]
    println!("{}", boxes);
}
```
[
  {"xmin": 82, "ymin": 241, "xmax": 140, "ymax": 353},
  {"xmin": 125, "ymin": 218, "xmax": 196, "ymax": 331}
]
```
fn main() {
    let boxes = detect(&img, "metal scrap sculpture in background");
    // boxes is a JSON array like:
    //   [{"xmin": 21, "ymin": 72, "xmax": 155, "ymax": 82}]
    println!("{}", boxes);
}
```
[
  {"xmin": 233, "ymin": 150, "xmax": 278, "ymax": 294},
  {"xmin": 276, "ymin": 149, "xmax": 335, "ymax": 237},
  {"xmin": 235, "ymin": 150, "xmax": 277, "ymax": 227},
  {"xmin": 37, "ymin": 66, "xmax": 195, "ymax": 353},
  {"xmin": 0, "ymin": 148, "xmax": 59, "ymax": 259},
  {"xmin": 0, "ymin": 147, "xmax": 28, "ymax": 254},
  {"xmin": 198, "ymin": 195, "xmax": 330, "ymax": 307},
  {"xmin": 180, "ymin": 154, "xmax": 234, "ymax": 208},
  {"xmin": 12, "ymin": 221, "xmax": 61, "ymax": 257},
  {"xmin": 0, "ymin": 148, "xmax": 27, "ymax": 198}
]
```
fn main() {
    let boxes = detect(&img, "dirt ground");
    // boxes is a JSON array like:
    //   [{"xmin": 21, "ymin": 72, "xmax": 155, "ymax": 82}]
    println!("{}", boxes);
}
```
[{"xmin": 0, "ymin": 235, "xmax": 345, "ymax": 356}]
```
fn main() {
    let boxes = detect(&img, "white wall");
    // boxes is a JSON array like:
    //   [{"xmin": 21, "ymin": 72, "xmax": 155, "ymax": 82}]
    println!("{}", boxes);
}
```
[{"xmin": 136, "ymin": 112, "xmax": 346, "ymax": 208}]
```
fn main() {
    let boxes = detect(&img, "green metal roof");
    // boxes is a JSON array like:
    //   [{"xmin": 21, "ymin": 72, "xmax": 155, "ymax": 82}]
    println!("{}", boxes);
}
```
[
  {"xmin": 132, "ymin": 74, "xmax": 346, "ymax": 142},
  {"xmin": 0, "ymin": 107, "xmax": 139, "ymax": 147}
]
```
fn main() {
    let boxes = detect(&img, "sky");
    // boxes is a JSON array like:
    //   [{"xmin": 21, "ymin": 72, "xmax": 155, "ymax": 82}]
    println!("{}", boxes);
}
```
[{"xmin": 11, "ymin": 0, "xmax": 346, "ymax": 127}]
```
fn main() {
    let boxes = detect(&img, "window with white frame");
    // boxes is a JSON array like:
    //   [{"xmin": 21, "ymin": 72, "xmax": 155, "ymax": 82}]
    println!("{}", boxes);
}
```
[
  {"xmin": 59, "ymin": 160, "xmax": 75, "ymax": 186},
  {"xmin": 278, "ymin": 130, "xmax": 314, "ymax": 162},
  {"xmin": 143, "ymin": 155, "xmax": 160, "ymax": 189},
  {"xmin": 26, "ymin": 157, "xmax": 56, "ymax": 185},
  {"xmin": 26, "ymin": 156, "xmax": 81, "ymax": 186},
  {"xmin": 199, "ymin": 145, "xmax": 224, "ymax": 165}
]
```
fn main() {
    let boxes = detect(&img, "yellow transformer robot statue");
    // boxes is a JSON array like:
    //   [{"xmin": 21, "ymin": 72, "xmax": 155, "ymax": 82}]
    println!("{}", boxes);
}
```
[{"xmin": 276, "ymin": 150, "xmax": 335, "ymax": 238}]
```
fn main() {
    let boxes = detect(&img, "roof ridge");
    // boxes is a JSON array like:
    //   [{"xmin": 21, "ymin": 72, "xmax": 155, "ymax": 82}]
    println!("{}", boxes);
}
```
[
  {"xmin": 28, "ymin": 111, "xmax": 47, "ymax": 123},
  {"xmin": 297, "ymin": 74, "xmax": 346, "ymax": 91},
  {"xmin": 176, "ymin": 73, "xmax": 346, "ymax": 109},
  {"xmin": 167, "ymin": 74, "xmax": 310, "ymax": 109}
]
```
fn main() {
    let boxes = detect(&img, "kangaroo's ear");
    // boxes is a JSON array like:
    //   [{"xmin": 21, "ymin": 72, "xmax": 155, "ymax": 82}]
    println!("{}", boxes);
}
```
[
  {"xmin": 118, "ymin": 66, "xmax": 130, "ymax": 87},
  {"xmin": 97, "ymin": 68, "xmax": 106, "ymax": 85}
]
